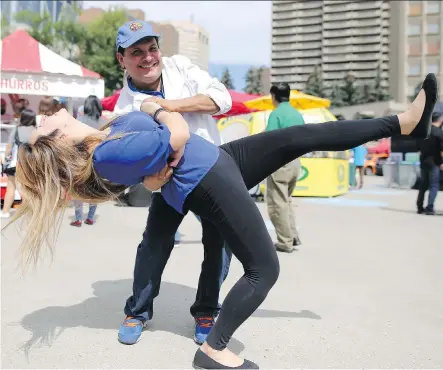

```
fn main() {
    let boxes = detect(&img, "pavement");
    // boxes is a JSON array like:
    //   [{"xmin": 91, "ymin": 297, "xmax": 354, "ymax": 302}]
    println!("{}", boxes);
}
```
[{"xmin": 1, "ymin": 177, "xmax": 443, "ymax": 369}]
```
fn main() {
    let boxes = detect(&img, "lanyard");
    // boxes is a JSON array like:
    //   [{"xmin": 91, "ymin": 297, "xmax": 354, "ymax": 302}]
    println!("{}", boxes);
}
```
[{"xmin": 127, "ymin": 75, "xmax": 165, "ymax": 98}]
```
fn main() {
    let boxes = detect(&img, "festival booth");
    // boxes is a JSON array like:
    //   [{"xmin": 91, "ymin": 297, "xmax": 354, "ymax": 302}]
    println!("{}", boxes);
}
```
[
  {"xmin": 218, "ymin": 91, "xmax": 349, "ymax": 198},
  {"xmin": 1, "ymin": 30, "xmax": 105, "ymax": 204}
]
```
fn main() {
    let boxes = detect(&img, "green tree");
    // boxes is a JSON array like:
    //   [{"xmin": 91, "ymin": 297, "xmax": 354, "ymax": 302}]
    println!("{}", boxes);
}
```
[
  {"xmin": 244, "ymin": 67, "xmax": 257, "ymax": 94},
  {"xmin": 341, "ymin": 72, "xmax": 360, "ymax": 106},
  {"xmin": 305, "ymin": 65, "xmax": 326, "ymax": 98},
  {"xmin": 78, "ymin": 7, "xmax": 129, "ymax": 95},
  {"xmin": 358, "ymin": 84, "xmax": 377, "ymax": 104},
  {"xmin": 329, "ymin": 84, "xmax": 346, "ymax": 108},
  {"xmin": 253, "ymin": 66, "xmax": 264, "ymax": 94},
  {"xmin": 14, "ymin": 10, "xmax": 57, "ymax": 47},
  {"xmin": 373, "ymin": 64, "xmax": 391, "ymax": 102},
  {"xmin": 220, "ymin": 67, "xmax": 235, "ymax": 90},
  {"xmin": 1, "ymin": 14, "xmax": 11, "ymax": 38}
]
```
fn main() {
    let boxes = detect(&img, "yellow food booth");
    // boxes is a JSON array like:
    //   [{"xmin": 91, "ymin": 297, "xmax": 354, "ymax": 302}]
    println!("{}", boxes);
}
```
[{"xmin": 217, "ymin": 96, "xmax": 350, "ymax": 198}]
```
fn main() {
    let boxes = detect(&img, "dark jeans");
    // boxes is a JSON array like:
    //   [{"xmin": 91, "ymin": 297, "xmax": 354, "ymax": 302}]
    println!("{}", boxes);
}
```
[
  {"xmin": 124, "ymin": 193, "xmax": 232, "ymax": 321},
  {"xmin": 417, "ymin": 164, "xmax": 440, "ymax": 211}
]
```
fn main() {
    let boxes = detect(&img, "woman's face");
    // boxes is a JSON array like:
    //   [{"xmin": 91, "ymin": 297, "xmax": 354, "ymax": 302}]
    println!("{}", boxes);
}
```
[{"xmin": 31, "ymin": 108, "xmax": 81, "ymax": 144}]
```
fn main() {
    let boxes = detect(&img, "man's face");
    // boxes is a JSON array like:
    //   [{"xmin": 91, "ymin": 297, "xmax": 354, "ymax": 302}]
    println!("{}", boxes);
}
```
[{"xmin": 117, "ymin": 38, "xmax": 163, "ymax": 87}]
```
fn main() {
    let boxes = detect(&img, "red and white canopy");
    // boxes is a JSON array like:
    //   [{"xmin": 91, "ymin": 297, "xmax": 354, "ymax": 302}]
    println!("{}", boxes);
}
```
[{"xmin": 0, "ymin": 30, "xmax": 104, "ymax": 98}]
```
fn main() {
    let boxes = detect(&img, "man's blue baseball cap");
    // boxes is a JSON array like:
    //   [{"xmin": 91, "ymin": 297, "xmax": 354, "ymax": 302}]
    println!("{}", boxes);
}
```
[{"xmin": 116, "ymin": 20, "xmax": 160, "ymax": 50}]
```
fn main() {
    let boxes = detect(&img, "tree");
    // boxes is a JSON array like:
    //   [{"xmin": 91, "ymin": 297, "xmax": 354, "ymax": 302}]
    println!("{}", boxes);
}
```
[
  {"xmin": 305, "ymin": 65, "xmax": 326, "ymax": 98},
  {"xmin": 14, "ymin": 10, "xmax": 57, "ymax": 48},
  {"xmin": 341, "ymin": 72, "xmax": 360, "ymax": 106},
  {"xmin": 220, "ymin": 67, "xmax": 235, "ymax": 90},
  {"xmin": 79, "ymin": 7, "xmax": 129, "ymax": 96},
  {"xmin": 358, "ymin": 84, "xmax": 377, "ymax": 104},
  {"xmin": 329, "ymin": 84, "xmax": 346, "ymax": 108},
  {"xmin": 244, "ymin": 67, "xmax": 264, "ymax": 94},
  {"xmin": 244, "ymin": 67, "xmax": 257, "ymax": 94},
  {"xmin": 253, "ymin": 66, "xmax": 264, "ymax": 94},
  {"xmin": 1, "ymin": 14, "xmax": 11, "ymax": 38},
  {"xmin": 373, "ymin": 64, "xmax": 391, "ymax": 102}
]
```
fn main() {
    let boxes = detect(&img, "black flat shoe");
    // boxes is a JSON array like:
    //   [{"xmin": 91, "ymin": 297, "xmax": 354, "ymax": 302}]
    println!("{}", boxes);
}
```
[
  {"xmin": 409, "ymin": 73, "xmax": 438, "ymax": 139},
  {"xmin": 192, "ymin": 349, "xmax": 259, "ymax": 369}
]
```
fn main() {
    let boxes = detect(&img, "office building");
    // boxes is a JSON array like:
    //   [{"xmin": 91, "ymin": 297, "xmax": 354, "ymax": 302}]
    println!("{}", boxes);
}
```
[
  {"xmin": 271, "ymin": 0, "xmax": 443, "ymax": 103},
  {"xmin": 163, "ymin": 21, "xmax": 210, "ymax": 71}
]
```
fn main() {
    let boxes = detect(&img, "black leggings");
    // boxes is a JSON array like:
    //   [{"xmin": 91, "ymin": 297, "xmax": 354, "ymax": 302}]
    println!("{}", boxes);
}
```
[{"xmin": 184, "ymin": 116, "xmax": 400, "ymax": 350}]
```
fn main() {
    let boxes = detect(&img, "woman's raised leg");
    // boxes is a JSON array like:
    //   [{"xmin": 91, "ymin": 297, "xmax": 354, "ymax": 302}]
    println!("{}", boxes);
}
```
[{"xmin": 221, "ymin": 73, "xmax": 438, "ymax": 189}]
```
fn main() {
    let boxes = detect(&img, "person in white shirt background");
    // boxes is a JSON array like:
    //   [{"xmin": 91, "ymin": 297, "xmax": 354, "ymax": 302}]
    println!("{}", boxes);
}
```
[{"xmin": 112, "ymin": 20, "xmax": 233, "ymax": 347}]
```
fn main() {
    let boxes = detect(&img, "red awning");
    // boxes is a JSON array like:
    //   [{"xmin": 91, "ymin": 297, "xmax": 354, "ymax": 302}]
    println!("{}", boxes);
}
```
[
  {"xmin": 1, "ymin": 30, "xmax": 101, "ymax": 78},
  {"xmin": 101, "ymin": 89, "xmax": 262, "ymax": 117}
]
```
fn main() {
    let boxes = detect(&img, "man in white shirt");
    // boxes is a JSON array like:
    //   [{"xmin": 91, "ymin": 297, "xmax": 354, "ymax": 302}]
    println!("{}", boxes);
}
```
[{"xmin": 113, "ymin": 21, "xmax": 233, "ymax": 346}]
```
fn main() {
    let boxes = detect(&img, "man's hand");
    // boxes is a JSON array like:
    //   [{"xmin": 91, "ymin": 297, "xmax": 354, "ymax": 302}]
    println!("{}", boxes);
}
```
[
  {"xmin": 143, "ymin": 97, "xmax": 181, "ymax": 112},
  {"xmin": 143, "ymin": 164, "xmax": 173, "ymax": 191},
  {"xmin": 440, "ymin": 164, "xmax": 443, "ymax": 171}
]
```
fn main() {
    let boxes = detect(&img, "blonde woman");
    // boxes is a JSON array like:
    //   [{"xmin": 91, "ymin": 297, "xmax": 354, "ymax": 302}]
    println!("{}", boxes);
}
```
[{"xmin": 6, "ymin": 74, "xmax": 437, "ymax": 370}]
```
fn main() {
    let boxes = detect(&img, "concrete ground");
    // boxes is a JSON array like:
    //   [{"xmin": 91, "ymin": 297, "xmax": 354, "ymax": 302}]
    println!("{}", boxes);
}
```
[{"xmin": 1, "ymin": 177, "xmax": 442, "ymax": 369}]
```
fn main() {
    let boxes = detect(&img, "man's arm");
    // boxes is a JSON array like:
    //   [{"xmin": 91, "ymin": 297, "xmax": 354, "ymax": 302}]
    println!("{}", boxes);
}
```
[{"xmin": 166, "ymin": 55, "xmax": 232, "ymax": 115}]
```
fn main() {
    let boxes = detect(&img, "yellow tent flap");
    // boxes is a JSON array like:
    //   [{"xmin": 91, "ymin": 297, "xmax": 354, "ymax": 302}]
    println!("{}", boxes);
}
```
[{"xmin": 244, "ymin": 90, "xmax": 331, "ymax": 111}]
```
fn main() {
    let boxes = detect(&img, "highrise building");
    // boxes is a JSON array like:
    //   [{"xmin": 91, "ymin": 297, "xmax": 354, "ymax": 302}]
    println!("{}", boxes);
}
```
[
  {"xmin": 1, "ymin": 0, "xmax": 82, "ymax": 26},
  {"xmin": 271, "ymin": 0, "xmax": 443, "ymax": 103},
  {"xmin": 162, "ymin": 21, "xmax": 210, "ymax": 71}
]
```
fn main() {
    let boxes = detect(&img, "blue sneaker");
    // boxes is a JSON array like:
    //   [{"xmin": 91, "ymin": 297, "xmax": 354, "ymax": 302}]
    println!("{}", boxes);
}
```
[
  {"xmin": 118, "ymin": 316, "xmax": 146, "ymax": 345},
  {"xmin": 194, "ymin": 315, "xmax": 215, "ymax": 345}
]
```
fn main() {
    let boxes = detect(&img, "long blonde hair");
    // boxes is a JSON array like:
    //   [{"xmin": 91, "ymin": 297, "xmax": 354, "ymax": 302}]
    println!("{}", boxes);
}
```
[{"xmin": 4, "ymin": 120, "xmax": 127, "ymax": 269}]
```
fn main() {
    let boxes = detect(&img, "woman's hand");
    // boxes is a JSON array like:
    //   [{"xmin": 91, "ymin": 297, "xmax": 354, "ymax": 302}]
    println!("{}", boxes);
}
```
[
  {"xmin": 140, "ymin": 100, "xmax": 163, "ymax": 116},
  {"xmin": 169, "ymin": 146, "xmax": 185, "ymax": 167},
  {"xmin": 143, "ymin": 164, "xmax": 173, "ymax": 191}
]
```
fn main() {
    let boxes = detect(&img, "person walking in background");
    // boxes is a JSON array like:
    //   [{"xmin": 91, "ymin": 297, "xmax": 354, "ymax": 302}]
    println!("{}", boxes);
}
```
[
  {"xmin": 1, "ymin": 109, "xmax": 36, "ymax": 218},
  {"xmin": 266, "ymin": 83, "xmax": 305, "ymax": 252},
  {"xmin": 351, "ymin": 144, "xmax": 368, "ymax": 189},
  {"xmin": 70, "ymin": 96, "xmax": 106, "ymax": 227},
  {"xmin": 36, "ymin": 97, "xmax": 55, "ymax": 127},
  {"xmin": 416, "ymin": 111, "xmax": 443, "ymax": 215}
]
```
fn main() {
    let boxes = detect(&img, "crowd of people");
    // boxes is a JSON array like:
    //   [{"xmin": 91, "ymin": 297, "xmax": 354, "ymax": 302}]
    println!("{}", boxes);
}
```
[
  {"xmin": 2, "ymin": 18, "xmax": 439, "ymax": 370},
  {"xmin": 1, "ymin": 94, "xmax": 103, "ymax": 226}
]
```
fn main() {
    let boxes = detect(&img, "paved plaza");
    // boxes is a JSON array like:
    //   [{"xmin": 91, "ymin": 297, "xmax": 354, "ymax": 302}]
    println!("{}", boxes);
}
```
[{"xmin": 1, "ymin": 177, "xmax": 442, "ymax": 369}]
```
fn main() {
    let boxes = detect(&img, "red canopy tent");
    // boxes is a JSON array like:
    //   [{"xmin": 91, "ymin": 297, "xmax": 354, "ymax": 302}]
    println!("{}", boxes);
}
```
[
  {"xmin": 1, "ymin": 30, "xmax": 104, "ymax": 98},
  {"xmin": 101, "ymin": 89, "xmax": 261, "ymax": 117}
]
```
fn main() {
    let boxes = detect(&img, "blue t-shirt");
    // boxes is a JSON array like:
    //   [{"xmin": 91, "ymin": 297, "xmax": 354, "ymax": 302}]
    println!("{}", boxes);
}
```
[
  {"xmin": 92, "ymin": 111, "xmax": 220, "ymax": 213},
  {"xmin": 352, "ymin": 145, "xmax": 368, "ymax": 167}
]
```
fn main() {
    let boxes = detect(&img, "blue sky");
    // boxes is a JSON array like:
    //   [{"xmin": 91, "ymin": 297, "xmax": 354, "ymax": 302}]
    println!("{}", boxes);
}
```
[{"xmin": 83, "ymin": 1, "xmax": 272, "ymax": 66}]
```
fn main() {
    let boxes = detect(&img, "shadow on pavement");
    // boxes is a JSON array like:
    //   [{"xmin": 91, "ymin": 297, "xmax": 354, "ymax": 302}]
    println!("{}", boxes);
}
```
[
  {"xmin": 18, "ymin": 279, "xmax": 321, "ymax": 358},
  {"xmin": 380, "ymin": 206, "xmax": 443, "ymax": 216}
]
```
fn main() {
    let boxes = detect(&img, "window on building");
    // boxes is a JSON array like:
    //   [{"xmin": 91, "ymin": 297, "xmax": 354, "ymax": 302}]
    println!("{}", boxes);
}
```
[
  {"xmin": 408, "ymin": 38, "xmax": 421, "ymax": 56},
  {"xmin": 427, "ymin": 23, "xmax": 439, "ymax": 34},
  {"xmin": 426, "ymin": 2, "xmax": 440, "ymax": 14},
  {"xmin": 408, "ymin": 61, "xmax": 421, "ymax": 75},
  {"xmin": 408, "ymin": 24, "xmax": 421, "ymax": 36},
  {"xmin": 409, "ymin": 2, "xmax": 422, "ymax": 16},
  {"xmin": 426, "ymin": 37, "xmax": 440, "ymax": 54},
  {"xmin": 426, "ymin": 62, "xmax": 439, "ymax": 74}
]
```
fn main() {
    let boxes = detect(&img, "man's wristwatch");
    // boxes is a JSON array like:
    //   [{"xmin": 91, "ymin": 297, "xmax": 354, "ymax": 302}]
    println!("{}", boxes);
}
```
[{"xmin": 153, "ymin": 107, "xmax": 167, "ymax": 124}]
